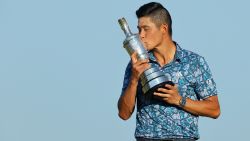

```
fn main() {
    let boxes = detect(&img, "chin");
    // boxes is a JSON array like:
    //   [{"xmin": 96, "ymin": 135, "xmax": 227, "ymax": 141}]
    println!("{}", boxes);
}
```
[
  {"xmin": 143, "ymin": 44, "xmax": 150, "ymax": 51},
  {"xmin": 145, "ymin": 46, "xmax": 154, "ymax": 51}
]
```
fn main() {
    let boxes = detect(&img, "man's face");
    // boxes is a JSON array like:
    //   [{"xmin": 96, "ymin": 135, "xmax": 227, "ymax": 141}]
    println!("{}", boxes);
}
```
[{"xmin": 137, "ymin": 17, "xmax": 163, "ymax": 51}]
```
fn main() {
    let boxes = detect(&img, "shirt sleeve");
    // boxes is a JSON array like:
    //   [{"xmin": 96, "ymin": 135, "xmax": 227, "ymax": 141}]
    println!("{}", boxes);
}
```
[
  {"xmin": 194, "ymin": 56, "xmax": 218, "ymax": 100},
  {"xmin": 121, "ymin": 61, "xmax": 132, "ymax": 96}
]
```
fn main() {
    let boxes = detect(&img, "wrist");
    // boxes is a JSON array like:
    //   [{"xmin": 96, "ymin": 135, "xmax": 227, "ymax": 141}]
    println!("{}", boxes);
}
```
[
  {"xmin": 130, "ymin": 75, "xmax": 139, "ymax": 84},
  {"xmin": 178, "ymin": 96, "xmax": 186, "ymax": 108},
  {"xmin": 130, "ymin": 77, "xmax": 139, "ymax": 86}
]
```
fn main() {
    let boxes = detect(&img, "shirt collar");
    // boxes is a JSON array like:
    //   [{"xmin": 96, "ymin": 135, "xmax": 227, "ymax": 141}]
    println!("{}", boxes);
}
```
[{"xmin": 148, "ymin": 41, "xmax": 183, "ymax": 63}]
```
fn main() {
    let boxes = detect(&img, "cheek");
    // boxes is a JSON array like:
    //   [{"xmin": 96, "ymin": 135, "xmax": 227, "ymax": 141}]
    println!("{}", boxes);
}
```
[{"xmin": 149, "ymin": 33, "xmax": 162, "ymax": 44}]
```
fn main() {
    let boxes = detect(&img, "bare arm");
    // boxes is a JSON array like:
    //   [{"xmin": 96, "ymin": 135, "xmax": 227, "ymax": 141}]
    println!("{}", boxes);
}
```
[
  {"xmin": 118, "ymin": 52, "xmax": 150, "ymax": 120},
  {"xmin": 183, "ymin": 95, "xmax": 220, "ymax": 118},
  {"xmin": 118, "ymin": 78, "xmax": 138, "ymax": 120},
  {"xmin": 154, "ymin": 84, "xmax": 221, "ymax": 119}
]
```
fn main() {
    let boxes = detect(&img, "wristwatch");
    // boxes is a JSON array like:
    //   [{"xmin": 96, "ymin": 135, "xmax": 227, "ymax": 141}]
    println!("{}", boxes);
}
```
[{"xmin": 179, "ymin": 97, "xmax": 186, "ymax": 107}]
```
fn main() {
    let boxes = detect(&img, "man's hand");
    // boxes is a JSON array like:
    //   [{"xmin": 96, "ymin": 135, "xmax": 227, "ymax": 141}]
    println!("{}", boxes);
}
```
[
  {"xmin": 118, "ymin": 52, "xmax": 150, "ymax": 120},
  {"xmin": 130, "ymin": 52, "xmax": 150, "ymax": 82},
  {"xmin": 153, "ymin": 84, "xmax": 182, "ymax": 106}
]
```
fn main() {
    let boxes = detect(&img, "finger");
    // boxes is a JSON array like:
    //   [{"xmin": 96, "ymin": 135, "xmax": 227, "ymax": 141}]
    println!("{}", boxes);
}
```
[
  {"xmin": 157, "ymin": 88, "xmax": 171, "ymax": 94},
  {"xmin": 174, "ymin": 84, "xmax": 178, "ymax": 88},
  {"xmin": 137, "ymin": 63, "xmax": 150, "ymax": 71},
  {"xmin": 165, "ymin": 84, "xmax": 174, "ymax": 90},
  {"xmin": 133, "ymin": 62, "xmax": 150, "ymax": 74},
  {"xmin": 163, "ymin": 97, "xmax": 169, "ymax": 101},
  {"xmin": 131, "ymin": 52, "xmax": 138, "ymax": 64},
  {"xmin": 134, "ymin": 59, "xmax": 149, "ymax": 66},
  {"xmin": 153, "ymin": 92, "xmax": 170, "ymax": 98},
  {"xmin": 145, "ymin": 62, "xmax": 151, "ymax": 69}
]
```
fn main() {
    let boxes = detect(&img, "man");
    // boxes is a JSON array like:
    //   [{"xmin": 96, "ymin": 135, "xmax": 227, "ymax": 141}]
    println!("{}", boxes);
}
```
[{"xmin": 118, "ymin": 2, "xmax": 220, "ymax": 141}]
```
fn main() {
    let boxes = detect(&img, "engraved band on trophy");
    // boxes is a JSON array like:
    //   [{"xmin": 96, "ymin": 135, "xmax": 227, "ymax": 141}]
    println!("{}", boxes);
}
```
[{"xmin": 118, "ymin": 17, "xmax": 174, "ymax": 95}]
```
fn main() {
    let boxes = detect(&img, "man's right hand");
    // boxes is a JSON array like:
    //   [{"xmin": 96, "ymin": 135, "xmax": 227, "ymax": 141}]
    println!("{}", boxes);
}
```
[
  {"xmin": 118, "ymin": 52, "xmax": 150, "ymax": 120},
  {"xmin": 130, "ymin": 52, "xmax": 150, "ymax": 83}
]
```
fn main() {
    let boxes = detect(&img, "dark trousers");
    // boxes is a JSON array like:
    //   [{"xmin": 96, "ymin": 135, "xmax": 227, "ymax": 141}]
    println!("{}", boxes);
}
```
[{"xmin": 136, "ymin": 137, "xmax": 196, "ymax": 141}]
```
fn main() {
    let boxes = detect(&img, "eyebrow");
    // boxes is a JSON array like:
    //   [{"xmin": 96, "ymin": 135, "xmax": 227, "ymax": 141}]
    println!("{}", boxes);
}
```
[{"xmin": 137, "ymin": 25, "xmax": 150, "ymax": 29}]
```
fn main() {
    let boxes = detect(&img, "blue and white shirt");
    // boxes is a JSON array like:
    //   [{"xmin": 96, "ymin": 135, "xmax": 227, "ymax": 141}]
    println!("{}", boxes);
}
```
[{"xmin": 121, "ymin": 42, "xmax": 218, "ymax": 140}]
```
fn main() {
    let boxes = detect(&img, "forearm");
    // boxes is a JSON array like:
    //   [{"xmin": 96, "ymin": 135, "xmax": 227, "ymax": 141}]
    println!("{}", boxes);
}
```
[
  {"xmin": 118, "ymin": 79, "xmax": 138, "ymax": 120},
  {"xmin": 181, "ymin": 96, "xmax": 220, "ymax": 119}
]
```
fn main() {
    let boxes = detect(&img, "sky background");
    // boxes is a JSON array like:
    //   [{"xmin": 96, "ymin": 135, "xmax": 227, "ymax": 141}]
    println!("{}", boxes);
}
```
[{"xmin": 0, "ymin": 0, "xmax": 250, "ymax": 141}]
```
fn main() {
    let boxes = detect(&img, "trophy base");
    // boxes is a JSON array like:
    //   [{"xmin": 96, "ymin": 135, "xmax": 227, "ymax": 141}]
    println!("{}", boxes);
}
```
[{"xmin": 144, "ymin": 81, "xmax": 175, "ymax": 96}]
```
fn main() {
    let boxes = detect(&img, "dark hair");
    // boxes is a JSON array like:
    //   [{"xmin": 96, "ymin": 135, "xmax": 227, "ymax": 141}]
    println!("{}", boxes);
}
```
[{"xmin": 136, "ymin": 2, "xmax": 172, "ymax": 36}]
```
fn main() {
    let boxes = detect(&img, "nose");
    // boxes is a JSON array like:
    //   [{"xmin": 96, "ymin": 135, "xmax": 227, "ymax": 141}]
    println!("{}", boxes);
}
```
[{"xmin": 139, "ymin": 30, "xmax": 145, "ymax": 40}]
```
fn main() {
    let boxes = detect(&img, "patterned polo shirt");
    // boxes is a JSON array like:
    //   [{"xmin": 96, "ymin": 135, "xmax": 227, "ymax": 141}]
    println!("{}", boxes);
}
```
[{"xmin": 121, "ymin": 42, "xmax": 218, "ymax": 140}]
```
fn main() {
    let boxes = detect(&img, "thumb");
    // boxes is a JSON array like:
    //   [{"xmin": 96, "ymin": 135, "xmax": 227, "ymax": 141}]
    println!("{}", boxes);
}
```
[{"xmin": 131, "ymin": 51, "xmax": 138, "ymax": 63}]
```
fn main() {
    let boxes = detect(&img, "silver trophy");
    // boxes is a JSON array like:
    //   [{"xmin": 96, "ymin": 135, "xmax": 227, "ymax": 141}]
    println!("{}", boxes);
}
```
[{"xmin": 118, "ymin": 17, "xmax": 174, "ymax": 95}]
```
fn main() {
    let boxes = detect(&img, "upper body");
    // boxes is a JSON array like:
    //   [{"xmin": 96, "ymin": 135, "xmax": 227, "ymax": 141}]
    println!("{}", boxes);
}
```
[{"xmin": 117, "ymin": 2, "xmax": 220, "ymax": 140}]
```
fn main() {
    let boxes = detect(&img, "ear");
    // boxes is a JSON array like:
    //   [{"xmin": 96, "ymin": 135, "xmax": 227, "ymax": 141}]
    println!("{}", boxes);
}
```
[{"xmin": 160, "ymin": 24, "xmax": 168, "ymax": 34}]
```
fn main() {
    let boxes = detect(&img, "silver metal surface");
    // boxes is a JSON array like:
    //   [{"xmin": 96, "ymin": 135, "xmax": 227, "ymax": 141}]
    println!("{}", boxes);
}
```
[
  {"xmin": 142, "ymin": 76, "xmax": 169, "ymax": 94},
  {"xmin": 141, "ymin": 71, "xmax": 165, "ymax": 87},
  {"xmin": 118, "ymin": 17, "xmax": 149, "ymax": 61},
  {"xmin": 140, "ymin": 67, "xmax": 159, "ymax": 82}
]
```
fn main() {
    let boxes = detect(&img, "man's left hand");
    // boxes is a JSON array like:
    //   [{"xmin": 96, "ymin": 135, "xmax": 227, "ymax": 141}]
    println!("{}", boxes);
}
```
[{"xmin": 153, "ymin": 84, "xmax": 182, "ymax": 106}]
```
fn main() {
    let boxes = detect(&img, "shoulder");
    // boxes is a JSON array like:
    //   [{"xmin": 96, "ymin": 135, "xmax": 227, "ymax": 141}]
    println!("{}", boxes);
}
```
[{"xmin": 179, "ymin": 47, "xmax": 206, "ymax": 65}]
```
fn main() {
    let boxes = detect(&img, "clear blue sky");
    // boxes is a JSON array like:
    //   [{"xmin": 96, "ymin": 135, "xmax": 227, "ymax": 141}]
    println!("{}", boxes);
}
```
[{"xmin": 0, "ymin": 0, "xmax": 249, "ymax": 141}]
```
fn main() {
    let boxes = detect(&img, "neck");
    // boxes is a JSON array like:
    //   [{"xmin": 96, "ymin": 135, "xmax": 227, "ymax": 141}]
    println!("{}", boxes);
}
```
[{"xmin": 153, "ymin": 38, "xmax": 176, "ymax": 67}]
